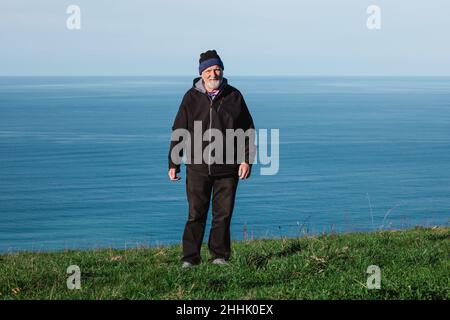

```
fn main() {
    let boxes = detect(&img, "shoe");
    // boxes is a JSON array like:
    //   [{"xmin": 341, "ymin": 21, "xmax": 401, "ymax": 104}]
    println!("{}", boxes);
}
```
[
  {"xmin": 212, "ymin": 258, "xmax": 229, "ymax": 265},
  {"xmin": 182, "ymin": 261, "xmax": 194, "ymax": 268}
]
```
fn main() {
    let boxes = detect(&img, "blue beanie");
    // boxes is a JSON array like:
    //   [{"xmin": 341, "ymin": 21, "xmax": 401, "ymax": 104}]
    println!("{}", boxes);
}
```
[{"xmin": 198, "ymin": 50, "xmax": 224, "ymax": 75}]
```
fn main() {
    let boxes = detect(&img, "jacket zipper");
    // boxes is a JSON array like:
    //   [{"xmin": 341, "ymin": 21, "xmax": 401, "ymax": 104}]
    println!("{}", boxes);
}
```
[
  {"xmin": 205, "ymin": 84, "xmax": 225, "ymax": 175},
  {"xmin": 208, "ymin": 97, "xmax": 213, "ymax": 175}
]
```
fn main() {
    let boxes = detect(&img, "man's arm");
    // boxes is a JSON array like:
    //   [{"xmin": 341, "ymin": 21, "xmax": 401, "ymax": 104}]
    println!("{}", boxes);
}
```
[
  {"xmin": 237, "ymin": 93, "xmax": 256, "ymax": 179},
  {"xmin": 168, "ymin": 94, "xmax": 188, "ymax": 178}
]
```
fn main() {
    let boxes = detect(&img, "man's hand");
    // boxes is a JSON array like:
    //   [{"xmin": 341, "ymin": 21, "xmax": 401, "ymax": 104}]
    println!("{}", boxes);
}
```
[
  {"xmin": 168, "ymin": 168, "xmax": 181, "ymax": 181},
  {"xmin": 238, "ymin": 163, "xmax": 250, "ymax": 180}
]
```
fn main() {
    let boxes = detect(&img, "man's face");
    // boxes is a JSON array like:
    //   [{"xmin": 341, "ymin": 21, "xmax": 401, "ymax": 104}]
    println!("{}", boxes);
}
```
[{"xmin": 201, "ymin": 65, "xmax": 223, "ymax": 91}]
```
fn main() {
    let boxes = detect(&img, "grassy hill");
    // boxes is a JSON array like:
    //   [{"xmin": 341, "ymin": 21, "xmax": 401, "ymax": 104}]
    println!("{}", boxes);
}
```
[{"xmin": 0, "ymin": 226, "xmax": 448, "ymax": 300}]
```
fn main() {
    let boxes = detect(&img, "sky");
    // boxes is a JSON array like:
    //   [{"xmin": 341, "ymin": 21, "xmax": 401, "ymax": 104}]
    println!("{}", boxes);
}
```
[{"xmin": 1, "ymin": 0, "xmax": 449, "ymax": 76}]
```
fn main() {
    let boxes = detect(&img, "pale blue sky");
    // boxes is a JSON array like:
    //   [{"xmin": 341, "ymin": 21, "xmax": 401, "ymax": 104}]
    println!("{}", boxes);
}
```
[{"xmin": 1, "ymin": 0, "xmax": 449, "ymax": 76}]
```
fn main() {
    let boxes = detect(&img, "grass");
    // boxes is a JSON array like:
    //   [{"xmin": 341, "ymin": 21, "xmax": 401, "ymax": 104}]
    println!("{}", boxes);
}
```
[{"xmin": 0, "ymin": 226, "xmax": 448, "ymax": 300}]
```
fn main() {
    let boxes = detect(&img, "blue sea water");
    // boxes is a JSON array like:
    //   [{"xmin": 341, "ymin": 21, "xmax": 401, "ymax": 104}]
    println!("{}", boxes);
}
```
[{"xmin": 0, "ymin": 76, "xmax": 449, "ymax": 252}]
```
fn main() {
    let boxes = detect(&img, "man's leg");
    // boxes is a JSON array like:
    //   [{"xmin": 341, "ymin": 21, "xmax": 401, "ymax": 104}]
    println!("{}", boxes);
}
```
[
  {"xmin": 182, "ymin": 168, "xmax": 213, "ymax": 264},
  {"xmin": 208, "ymin": 174, "xmax": 239, "ymax": 261}
]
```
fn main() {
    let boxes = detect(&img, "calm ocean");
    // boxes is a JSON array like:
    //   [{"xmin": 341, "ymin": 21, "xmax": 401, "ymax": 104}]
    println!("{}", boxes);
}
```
[{"xmin": 1, "ymin": 76, "xmax": 449, "ymax": 252}]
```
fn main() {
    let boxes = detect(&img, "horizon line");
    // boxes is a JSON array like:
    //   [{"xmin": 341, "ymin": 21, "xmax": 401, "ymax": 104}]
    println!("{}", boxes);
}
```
[{"xmin": 1, "ymin": 74, "xmax": 450, "ymax": 77}]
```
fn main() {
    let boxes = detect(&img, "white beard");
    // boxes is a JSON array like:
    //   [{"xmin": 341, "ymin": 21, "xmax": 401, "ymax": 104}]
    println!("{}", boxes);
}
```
[{"xmin": 205, "ymin": 79, "xmax": 222, "ymax": 90}]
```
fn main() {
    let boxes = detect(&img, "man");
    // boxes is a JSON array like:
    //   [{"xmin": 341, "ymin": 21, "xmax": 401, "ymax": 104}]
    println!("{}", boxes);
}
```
[{"xmin": 168, "ymin": 50, "xmax": 256, "ymax": 268}]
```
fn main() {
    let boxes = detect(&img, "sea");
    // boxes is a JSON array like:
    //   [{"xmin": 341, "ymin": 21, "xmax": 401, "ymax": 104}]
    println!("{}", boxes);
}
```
[{"xmin": 1, "ymin": 76, "xmax": 449, "ymax": 252}]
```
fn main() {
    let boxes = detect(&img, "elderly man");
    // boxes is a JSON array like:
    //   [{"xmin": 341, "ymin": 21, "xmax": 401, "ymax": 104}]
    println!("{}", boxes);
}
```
[{"xmin": 168, "ymin": 50, "xmax": 255, "ymax": 268}]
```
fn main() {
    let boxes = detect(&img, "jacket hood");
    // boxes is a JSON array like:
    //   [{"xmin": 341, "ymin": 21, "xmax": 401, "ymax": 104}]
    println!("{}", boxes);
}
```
[{"xmin": 193, "ymin": 77, "xmax": 228, "ymax": 94}]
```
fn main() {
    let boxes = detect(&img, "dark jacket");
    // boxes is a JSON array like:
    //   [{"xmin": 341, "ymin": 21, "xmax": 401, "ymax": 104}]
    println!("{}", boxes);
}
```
[{"xmin": 168, "ymin": 77, "xmax": 255, "ymax": 177}]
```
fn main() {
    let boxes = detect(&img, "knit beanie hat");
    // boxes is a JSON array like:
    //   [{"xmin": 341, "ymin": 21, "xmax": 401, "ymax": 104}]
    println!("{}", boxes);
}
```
[{"xmin": 198, "ymin": 50, "xmax": 224, "ymax": 75}]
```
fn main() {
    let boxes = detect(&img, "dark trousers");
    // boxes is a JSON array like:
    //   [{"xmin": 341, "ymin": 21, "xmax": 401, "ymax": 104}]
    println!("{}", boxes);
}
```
[{"xmin": 182, "ymin": 166, "xmax": 239, "ymax": 264}]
